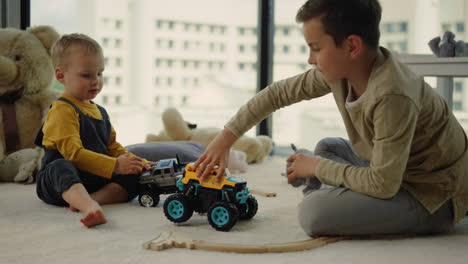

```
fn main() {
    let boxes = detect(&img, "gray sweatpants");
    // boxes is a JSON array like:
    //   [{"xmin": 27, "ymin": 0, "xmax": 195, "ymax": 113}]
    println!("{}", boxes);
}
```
[{"xmin": 297, "ymin": 137, "xmax": 454, "ymax": 236}]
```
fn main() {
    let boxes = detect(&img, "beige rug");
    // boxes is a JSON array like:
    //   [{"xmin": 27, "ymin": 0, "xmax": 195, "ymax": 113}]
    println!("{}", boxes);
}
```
[{"xmin": 1, "ymin": 156, "xmax": 468, "ymax": 264}]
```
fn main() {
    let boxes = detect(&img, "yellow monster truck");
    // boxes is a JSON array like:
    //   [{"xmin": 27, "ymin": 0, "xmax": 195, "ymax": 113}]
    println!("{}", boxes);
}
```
[{"xmin": 163, "ymin": 163, "xmax": 258, "ymax": 231}]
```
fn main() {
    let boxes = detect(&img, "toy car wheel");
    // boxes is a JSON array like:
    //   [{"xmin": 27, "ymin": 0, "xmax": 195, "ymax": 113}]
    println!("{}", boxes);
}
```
[
  {"xmin": 163, "ymin": 194, "xmax": 194, "ymax": 223},
  {"xmin": 238, "ymin": 195, "xmax": 258, "ymax": 220},
  {"xmin": 207, "ymin": 201, "xmax": 239, "ymax": 231},
  {"xmin": 138, "ymin": 191, "xmax": 160, "ymax": 207}
]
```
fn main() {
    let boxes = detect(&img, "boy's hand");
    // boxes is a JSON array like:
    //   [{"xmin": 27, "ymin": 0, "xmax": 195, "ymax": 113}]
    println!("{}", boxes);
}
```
[
  {"xmin": 114, "ymin": 153, "xmax": 144, "ymax": 174},
  {"xmin": 193, "ymin": 128, "xmax": 237, "ymax": 183},
  {"xmin": 286, "ymin": 154, "xmax": 320, "ymax": 184}
]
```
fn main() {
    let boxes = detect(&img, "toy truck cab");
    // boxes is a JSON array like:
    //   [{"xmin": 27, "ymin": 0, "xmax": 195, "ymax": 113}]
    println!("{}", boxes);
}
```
[
  {"xmin": 163, "ymin": 163, "xmax": 258, "ymax": 231},
  {"xmin": 138, "ymin": 158, "xmax": 185, "ymax": 207}
]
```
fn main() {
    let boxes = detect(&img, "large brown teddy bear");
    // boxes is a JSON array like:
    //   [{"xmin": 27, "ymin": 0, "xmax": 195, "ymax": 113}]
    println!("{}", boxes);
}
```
[
  {"xmin": 0, "ymin": 26, "xmax": 60, "ymax": 183},
  {"xmin": 146, "ymin": 107, "xmax": 273, "ymax": 164}
]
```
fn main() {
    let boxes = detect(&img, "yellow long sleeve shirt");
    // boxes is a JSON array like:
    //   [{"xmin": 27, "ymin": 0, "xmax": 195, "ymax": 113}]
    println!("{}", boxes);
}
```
[
  {"xmin": 226, "ymin": 47, "xmax": 468, "ymax": 223},
  {"xmin": 41, "ymin": 93, "xmax": 127, "ymax": 179}
]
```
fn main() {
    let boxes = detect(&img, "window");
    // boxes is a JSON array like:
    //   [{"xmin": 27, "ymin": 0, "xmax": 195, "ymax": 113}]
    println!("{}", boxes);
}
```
[
  {"xmin": 399, "ymin": 41, "xmax": 408, "ymax": 53},
  {"xmin": 400, "ymin": 22, "xmax": 408, "ymax": 33},
  {"xmin": 102, "ymin": 37, "xmax": 109, "ymax": 47},
  {"xmin": 456, "ymin": 22, "xmax": 465, "ymax": 33},
  {"xmin": 385, "ymin": 23, "xmax": 395, "ymax": 33},
  {"xmin": 115, "ymin": 19, "xmax": 122, "ymax": 29},
  {"xmin": 442, "ymin": 23, "xmax": 451, "ymax": 32},
  {"xmin": 239, "ymin": 27, "xmax": 245, "ymax": 35},
  {"xmin": 454, "ymin": 101, "xmax": 463, "ymax": 111},
  {"xmin": 455, "ymin": 82, "xmax": 463, "ymax": 93},
  {"xmin": 239, "ymin": 44, "xmax": 245, "ymax": 53},
  {"xmin": 115, "ymin": 39, "xmax": 122, "ymax": 48}
]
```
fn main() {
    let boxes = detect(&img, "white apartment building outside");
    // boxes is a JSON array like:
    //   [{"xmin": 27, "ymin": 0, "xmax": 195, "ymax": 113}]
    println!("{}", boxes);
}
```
[{"xmin": 31, "ymin": 0, "xmax": 468, "ymax": 149}]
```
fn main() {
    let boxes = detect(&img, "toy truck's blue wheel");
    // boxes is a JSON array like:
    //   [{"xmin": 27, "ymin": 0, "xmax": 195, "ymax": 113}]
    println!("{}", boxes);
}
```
[
  {"xmin": 163, "ymin": 194, "xmax": 193, "ymax": 223},
  {"xmin": 207, "ymin": 201, "xmax": 239, "ymax": 231},
  {"xmin": 138, "ymin": 191, "xmax": 160, "ymax": 207},
  {"xmin": 238, "ymin": 195, "xmax": 258, "ymax": 220}
]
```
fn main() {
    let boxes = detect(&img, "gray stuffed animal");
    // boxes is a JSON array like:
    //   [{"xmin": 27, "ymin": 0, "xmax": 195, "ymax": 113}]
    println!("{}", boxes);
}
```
[
  {"xmin": 283, "ymin": 144, "xmax": 322, "ymax": 194},
  {"xmin": 428, "ymin": 31, "xmax": 468, "ymax": 57}
]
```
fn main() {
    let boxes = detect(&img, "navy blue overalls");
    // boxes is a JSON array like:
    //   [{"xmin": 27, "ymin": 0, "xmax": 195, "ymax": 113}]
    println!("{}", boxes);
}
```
[{"xmin": 35, "ymin": 97, "xmax": 138, "ymax": 206}]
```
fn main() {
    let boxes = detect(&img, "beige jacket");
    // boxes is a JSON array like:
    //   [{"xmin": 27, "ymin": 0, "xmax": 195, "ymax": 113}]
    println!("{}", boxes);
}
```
[{"xmin": 226, "ymin": 47, "xmax": 468, "ymax": 223}]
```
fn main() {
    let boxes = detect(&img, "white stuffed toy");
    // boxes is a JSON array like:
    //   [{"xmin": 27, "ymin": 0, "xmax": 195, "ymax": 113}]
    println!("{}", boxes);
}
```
[
  {"xmin": 0, "ymin": 26, "xmax": 60, "ymax": 183},
  {"xmin": 146, "ymin": 108, "xmax": 273, "ymax": 168}
]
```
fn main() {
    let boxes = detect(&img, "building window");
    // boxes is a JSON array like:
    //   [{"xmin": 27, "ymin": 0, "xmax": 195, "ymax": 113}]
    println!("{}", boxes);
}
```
[
  {"xmin": 239, "ymin": 27, "xmax": 245, "ymax": 35},
  {"xmin": 283, "ymin": 27, "xmax": 289, "ymax": 36},
  {"xmin": 115, "ymin": 38, "xmax": 122, "ymax": 48},
  {"xmin": 283, "ymin": 45, "xmax": 290, "ymax": 54},
  {"xmin": 154, "ymin": 76, "xmax": 160, "ymax": 86},
  {"xmin": 239, "ymin": 44, "xmax": 245, "ymax": 53},
  {"xmin": 167, "ymin": 77, "xmax": 173, "ymax": 86},
  {"xmin": 455, "ymin": 82, "xmax": 463, "ymax": 93},
  {"xmin": 115, "ymin": 57, "xmax": 122, "ymax": 67},
  {"xmin": 154, "ymin": 96, "xmax": 160, "ymax": 106},
  {"xmin": 156, "ymin": 20, "xmax": 163, "ymax": 29},
  {"xmin": 454, "ymin": 101, "xmax": 463, "ymax": 111},
  {"xmin": 456, "ymin": 22, "xmax": 465, "ymax": 33},
  {"xmin": 104, "ymin": 76, "xmax": 109, "ymax": 85},
  {"xmin": 115, "ymin": 19, "xmax": 122, "ymax": 29},
  {"xmin": 115, "ymin": 96, "xmax": 121, "ymax": 105},
  {"xmin": 168, "ymin": 40, "xmax": 174, "ymax": 49},
  {"xmin": 238, "ymin": 63, "xmax": 245, "ymax": 70},
  {"xmin": 115, "ymin": 76, "xmax": 121, "ymax": 86},
  {"xmin": 102, "ymin": 37, "xmax": 109, "ymax": 47},
  {"xmin": 181, "ymin": 96, "xmax": 188, "ymax": 106},
  {"xmin": 442, "ymin": 23, "xmax": 451, "ymax": 32},
  {"xmin": 102, "ymin": 95, "xmax": 108, "ymax": 105},
  {"xmin": 385, "ymin": 23, "xmax": 394, "ymax": 33},
  {"xmin": 400, "ymin": 22, "xmax": 408, "ymax": 33},
  {"xmin": 399, "ymin": 41, "xmax": 408, "ymax": 53},
  {"xmin": 300, "ymin": 45, "xmax": 307, "ymax": 54}
]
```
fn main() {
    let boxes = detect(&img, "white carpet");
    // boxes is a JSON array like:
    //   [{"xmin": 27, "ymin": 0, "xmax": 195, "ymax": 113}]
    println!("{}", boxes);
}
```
[{"xmin": 1, "ymin": 156, "xmax": 468, "ymax": 264}]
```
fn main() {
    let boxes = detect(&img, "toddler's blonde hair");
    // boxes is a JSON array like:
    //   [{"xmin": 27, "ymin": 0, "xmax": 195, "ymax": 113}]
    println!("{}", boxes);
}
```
[{"xmin": 51, "ymin": 33, "xmax": 103, "ymax": 68}]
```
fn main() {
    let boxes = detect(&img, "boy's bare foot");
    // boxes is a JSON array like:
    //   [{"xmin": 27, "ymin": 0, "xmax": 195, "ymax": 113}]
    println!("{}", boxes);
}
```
[{"xmin": 80, "ymin": 207, "xmax": 107, "ymax": 228}]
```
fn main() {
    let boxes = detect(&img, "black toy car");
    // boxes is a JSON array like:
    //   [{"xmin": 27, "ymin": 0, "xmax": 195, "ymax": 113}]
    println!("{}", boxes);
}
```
[{"xmin": 138, "ymin": 157, "xmax": 186, "ymax": 207}]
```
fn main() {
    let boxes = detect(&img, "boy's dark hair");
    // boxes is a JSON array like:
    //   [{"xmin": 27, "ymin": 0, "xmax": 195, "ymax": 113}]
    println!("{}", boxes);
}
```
[{"xmin": 296, "ymin": 0, "xmax": 382, "ymax": 49}]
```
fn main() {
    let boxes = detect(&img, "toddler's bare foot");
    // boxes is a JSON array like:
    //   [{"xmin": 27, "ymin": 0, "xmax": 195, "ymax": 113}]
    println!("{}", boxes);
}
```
[{"xmin": 80, "ymin": 206, "xmax": 107, "ymax": 228}]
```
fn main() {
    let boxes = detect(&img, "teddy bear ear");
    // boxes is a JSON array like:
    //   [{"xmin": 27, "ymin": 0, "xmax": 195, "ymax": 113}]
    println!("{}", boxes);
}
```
[{"xmin": 26, "ymin": 26, "xmax": 60, "ymax": 55}]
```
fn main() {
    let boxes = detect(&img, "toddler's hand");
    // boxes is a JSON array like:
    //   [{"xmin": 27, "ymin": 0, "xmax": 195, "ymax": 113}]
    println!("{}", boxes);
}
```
[{"xmin": 114, "ymin": 153, "xmax": 144, "ymax": 174}]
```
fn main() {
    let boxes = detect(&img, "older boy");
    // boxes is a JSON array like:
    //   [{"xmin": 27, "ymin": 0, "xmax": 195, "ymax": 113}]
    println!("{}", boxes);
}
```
[
  {"xmin": 35, "ymin": 34, "xmax": 148, "ymax": 228},
  {"xmin": 194, "ymin": 0, "xmax": 468, "ymax": 236}
]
